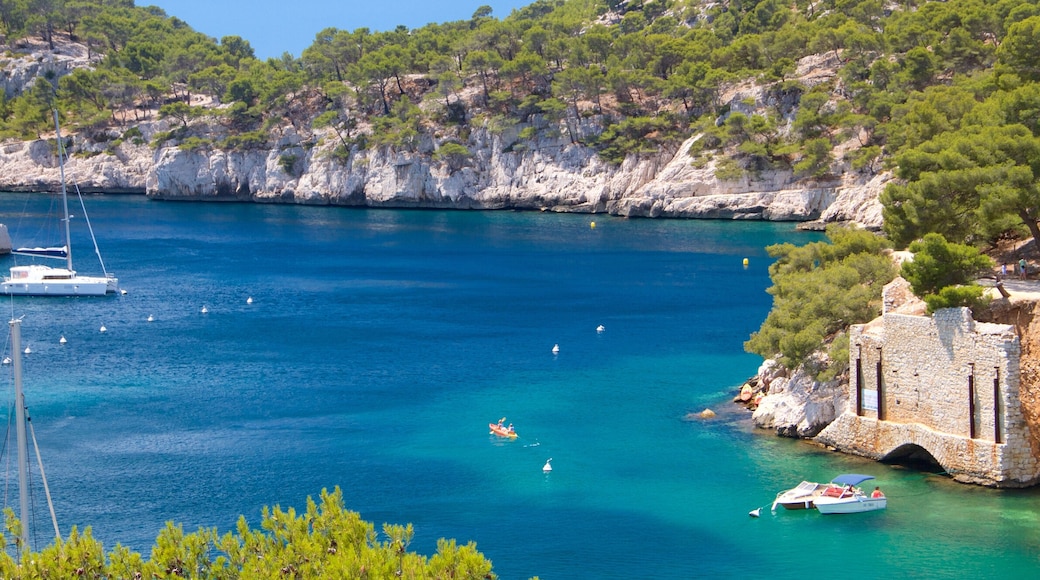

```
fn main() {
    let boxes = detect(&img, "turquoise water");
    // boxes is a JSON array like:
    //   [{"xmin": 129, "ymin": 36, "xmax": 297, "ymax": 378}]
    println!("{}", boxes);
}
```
[{"xmin": 0, "ymin": 194, "xmax": 1039, "ymax": 578}]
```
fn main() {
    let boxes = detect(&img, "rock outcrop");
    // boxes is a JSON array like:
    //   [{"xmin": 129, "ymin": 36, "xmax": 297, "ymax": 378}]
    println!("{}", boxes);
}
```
[
  {"xmin": 0, "ymin": 40, "xmax": 94, "ymax": 100},
  {"xmin": 750, "ymin": 358, "xmax": 843, "ymax": 437}
]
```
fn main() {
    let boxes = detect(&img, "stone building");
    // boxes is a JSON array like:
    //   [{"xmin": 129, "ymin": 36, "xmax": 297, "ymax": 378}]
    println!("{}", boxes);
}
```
[{"xmin": 815, "ymin": 307, "xmax": 1040, "ymax": 487}]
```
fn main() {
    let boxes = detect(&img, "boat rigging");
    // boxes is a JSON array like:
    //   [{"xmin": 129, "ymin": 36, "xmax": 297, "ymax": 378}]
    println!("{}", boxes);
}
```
[{"xmin": 4, "ymin": 317, "xmax": 61, "ymax": 553}]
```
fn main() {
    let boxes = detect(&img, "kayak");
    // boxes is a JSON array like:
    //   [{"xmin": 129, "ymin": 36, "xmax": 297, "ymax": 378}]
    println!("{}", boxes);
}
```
[{"xmin": 489, "ymin": 423, "xmax": 517, "ymax": 439}]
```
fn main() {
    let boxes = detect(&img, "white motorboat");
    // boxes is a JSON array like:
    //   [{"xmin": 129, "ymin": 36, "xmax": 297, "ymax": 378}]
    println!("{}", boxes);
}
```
[
  {"xmin": 771, "ymin": 480, "xmax": 835, "ymax": 510},
  {"xmin": 0, "ymin": 110, "xmax": 118, "ymax": 296},
  {"xmin": 813, "ymin": 474, "xmax": 887, "ymax": 514}
]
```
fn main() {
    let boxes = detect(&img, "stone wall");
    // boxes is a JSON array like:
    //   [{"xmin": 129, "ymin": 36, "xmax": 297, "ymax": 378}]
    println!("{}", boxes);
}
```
[{"xmin": 815, "ymin": 308, "xmax": 1040, "ymax": 487}]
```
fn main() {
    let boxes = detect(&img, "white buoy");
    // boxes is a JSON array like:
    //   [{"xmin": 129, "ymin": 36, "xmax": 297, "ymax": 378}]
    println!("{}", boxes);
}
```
[
  {"xmin": 596, "ymin": 325, "xmax": 605, "ymax": 333},
  {"xmin": 23, "ymin": 346, "xmax": 31, "ymax": 355},
  {"xmin": 120, "ymin": 289, "xmax": 127, "ymax": 295},
  {"xmin": 147, "ymin": 315, "xmax": 154, "ymax": 322},
  {"xmin": 2, "ymin": 357, "xmax": 10, "ymax": 365},
  {"xmin": 551, "ymin": 344, "xmax": 559, "ymax": 354},
  {"xmin": 543, "ymin": 458, "xmax": 552, "ymax": 473},
  {"xmin": 246, "ymin": 297, "xmax": 253, "ymax": 304},
  {"xmin": 59, "ymin": 335, "xmax": 67, "ymax": 345},
  {"xmin": 99, "ymin": 325, "xmax": 107, "ymax": 333},
  {"xmin": 201, "ymin": 306, "xmax": 209, "ymax": 314}
]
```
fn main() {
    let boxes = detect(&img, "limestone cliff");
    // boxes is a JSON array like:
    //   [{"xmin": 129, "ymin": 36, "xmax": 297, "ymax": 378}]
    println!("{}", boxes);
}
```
[{"xmin": 0, "ymin": 119, "xmax": 885, "ymax": 227}]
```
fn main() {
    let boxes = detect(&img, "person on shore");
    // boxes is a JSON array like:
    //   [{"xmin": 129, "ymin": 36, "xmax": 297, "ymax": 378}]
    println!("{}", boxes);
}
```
[
  {"xmin": 1002, "ymin": 263, "xmax": 1008, "ymax": 278},
  {"xmin": 871, "ymin": 486, "xmax": 884, "ymax": 498},
  {"xmin": 1020, "ymin": 258, "xmax": 1028, "ymax": 280}
]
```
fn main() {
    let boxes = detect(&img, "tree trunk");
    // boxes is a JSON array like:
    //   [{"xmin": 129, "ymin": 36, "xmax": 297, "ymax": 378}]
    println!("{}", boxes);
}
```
[{"xmin": 1020, "ymin": 211, "xmax": 1040, "ymax": 254}]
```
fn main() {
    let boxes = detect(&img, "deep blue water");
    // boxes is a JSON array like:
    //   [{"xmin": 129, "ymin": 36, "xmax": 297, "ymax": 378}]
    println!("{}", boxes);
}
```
[{"xmin": 0, "ymin": 194, "xmax": 1039, "ymax": 579}]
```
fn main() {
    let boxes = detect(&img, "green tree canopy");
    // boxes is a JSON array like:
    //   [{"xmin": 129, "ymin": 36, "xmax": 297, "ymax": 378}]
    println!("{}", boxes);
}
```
[
  {"xmin": 881, "ymin": 123, "xmax": 1040, "ymax": 247},
  {"xmin": 900, "ymin": 232, "xmax": 993, "ymax": 312},
  {"xmin": 745, "ymin": 226, "xmax": 897, "ymax": 372}
]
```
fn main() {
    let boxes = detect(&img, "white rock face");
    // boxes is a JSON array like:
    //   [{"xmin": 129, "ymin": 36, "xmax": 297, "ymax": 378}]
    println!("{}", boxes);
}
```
[
  {"xmin": 752, "ymin": 361, "xmax": 843, "ymax": 437},
  {"xmin": 818, "ymin": 171, "xmax": 888, "ymax": 228},
  {"xmin": 0, "ymin": 123, "xmax": 885, "ymax": 228},
  {"xmin": 0, "ymin": 41, "xmax": 93, "ymax": 99}
]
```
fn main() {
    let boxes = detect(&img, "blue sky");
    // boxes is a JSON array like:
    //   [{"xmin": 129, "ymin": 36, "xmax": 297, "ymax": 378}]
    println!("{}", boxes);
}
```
[{"xmin": 143, "ymin": 1, "xmax": 531, "ymax": 60}]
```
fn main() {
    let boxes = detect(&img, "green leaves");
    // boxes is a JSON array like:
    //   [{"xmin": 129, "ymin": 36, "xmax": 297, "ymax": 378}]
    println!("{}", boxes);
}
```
[
  {"xmin": 594, "ymin": 115, "xmax": 682, "ymax": 165},
  {"xmin": 882, "ymin": 122, "xmax": 1040, "ymax": 247},
  {"xmin": 997, "ymin": 16, "xmax": 1040, "ymax": 82},
  {"xmin": 745, "ymin": 226, "xmax": 897, "ymax": 372},
  {"xmin": 0, "ymin": 487, "xmax": 497, "ymax": 579},
  {"xmin": 900, "ymin": 232, "xmax": 993, "ymax": 313},
  {"xmin": 435, "ymin": 142, "xmax": 474, "ymax": 172}
]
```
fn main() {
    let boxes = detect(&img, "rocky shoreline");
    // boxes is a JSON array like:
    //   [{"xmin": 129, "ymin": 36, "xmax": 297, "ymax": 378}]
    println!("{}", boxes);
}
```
[{"xmin": 729, "ymin": 358, "xmax": 843, "ymax": 438}]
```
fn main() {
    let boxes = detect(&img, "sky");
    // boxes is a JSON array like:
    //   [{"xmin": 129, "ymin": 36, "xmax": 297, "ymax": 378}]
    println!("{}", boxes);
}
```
[{"xmin": 143, "ymin": 1, "xmax": 532, "ymax": 61}]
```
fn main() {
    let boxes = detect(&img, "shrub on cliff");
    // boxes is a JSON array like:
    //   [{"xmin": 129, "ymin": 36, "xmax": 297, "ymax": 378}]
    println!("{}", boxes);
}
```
[
  {"xmin": 900, "ymin": 232, "xmax": 993, "ymax": 313},
  {"xmin": 745, "ymin": 225, "xmax": 897, "ymax": 374}
]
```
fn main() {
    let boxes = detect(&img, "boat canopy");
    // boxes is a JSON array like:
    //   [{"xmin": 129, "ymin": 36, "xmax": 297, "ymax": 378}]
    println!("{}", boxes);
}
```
[
  {"xmin": 830, "ymin": 474, "xmax": 875, "ymax": 487},
  {"xmin": 13, "ymin": 245, "xmax": 67, "ymax": 259}
]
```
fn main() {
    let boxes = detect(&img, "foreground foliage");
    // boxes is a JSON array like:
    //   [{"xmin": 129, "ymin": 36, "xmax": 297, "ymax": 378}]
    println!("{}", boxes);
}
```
[
  {"xmin": 0, "ymin": 488, "xmax": 496, "ymax": 579},
  {"xmin": 745, "ymin": 226, "xmax": 897, "ymax": 376}
]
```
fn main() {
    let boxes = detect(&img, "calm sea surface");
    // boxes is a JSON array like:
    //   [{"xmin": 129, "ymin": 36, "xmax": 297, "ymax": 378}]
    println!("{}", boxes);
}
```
[{"xmin": 0, "ymin": 193, "xmax": 1038, "ymax": 579}]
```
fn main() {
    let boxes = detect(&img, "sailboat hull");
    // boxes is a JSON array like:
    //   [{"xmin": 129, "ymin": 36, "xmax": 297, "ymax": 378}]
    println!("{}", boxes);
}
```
[{"xmin": 0, "ymin": 265, "xmax": 116, "ymax": 296}]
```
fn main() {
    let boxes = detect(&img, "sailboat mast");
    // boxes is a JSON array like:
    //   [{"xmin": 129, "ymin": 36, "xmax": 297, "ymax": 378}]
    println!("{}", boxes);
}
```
[
  {"xmin": 53, "ymin": 110, "xmax": 74, "ymax": 273},
  {"xmin": 10, "ymin": 318, "xmax": 30, "ymax": 552}
]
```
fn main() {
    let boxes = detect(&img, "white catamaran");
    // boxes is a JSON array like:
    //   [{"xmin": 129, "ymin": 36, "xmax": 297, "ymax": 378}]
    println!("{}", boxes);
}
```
[{"xmin": 0, "ymin": 110, "xmax": 118, "ymax": 296}]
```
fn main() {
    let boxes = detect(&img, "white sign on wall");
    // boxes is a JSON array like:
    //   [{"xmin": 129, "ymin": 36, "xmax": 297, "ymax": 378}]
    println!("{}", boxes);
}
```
[{"xmin": 863, "ymin": 389, "xmax": 878, "ymax": 412}]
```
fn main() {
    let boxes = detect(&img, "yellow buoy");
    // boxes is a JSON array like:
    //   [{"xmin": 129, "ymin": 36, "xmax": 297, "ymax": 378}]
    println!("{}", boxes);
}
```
[
  {"xmin": 742, "ymin": 258, "xmax": 749, "ymax": 267},
  {"xmin": 590, "ymin": 221, "xmax": 596, "ymax": 229}
]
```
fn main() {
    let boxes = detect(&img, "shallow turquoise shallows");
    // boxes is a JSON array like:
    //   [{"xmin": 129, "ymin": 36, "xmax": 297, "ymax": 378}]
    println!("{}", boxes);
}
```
[{"xmin": 1, "ymin": 194, "xmax": 1039, "ymax": 579}]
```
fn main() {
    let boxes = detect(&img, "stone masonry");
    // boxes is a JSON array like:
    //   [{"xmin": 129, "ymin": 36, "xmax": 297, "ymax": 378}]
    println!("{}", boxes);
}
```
[{"xmin": 815, "ymin": 307, "xmax": 1040, "ymax": 487}]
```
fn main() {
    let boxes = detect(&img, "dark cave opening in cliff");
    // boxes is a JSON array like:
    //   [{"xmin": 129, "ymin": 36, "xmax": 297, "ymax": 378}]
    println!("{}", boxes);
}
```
[{"xmin": 880, "ymin": 444, "xmax": 944, "ymax": 473}]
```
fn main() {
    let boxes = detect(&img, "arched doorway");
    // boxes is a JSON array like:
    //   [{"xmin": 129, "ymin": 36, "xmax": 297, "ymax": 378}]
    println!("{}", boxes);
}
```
[{"xmin": 881, "ymin": 443, "xmax": 943, "ymax": 472}]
